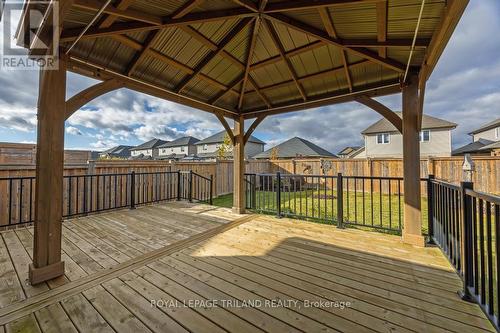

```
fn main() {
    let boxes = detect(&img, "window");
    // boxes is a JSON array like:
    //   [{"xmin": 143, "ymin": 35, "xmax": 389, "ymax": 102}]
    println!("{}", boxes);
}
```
[
  {"xmin": 171, "ymin": 148, "xmax": 174, "ymax": 152},
  {"xmin": 496, "ymin": 127, "xmax": 500, "ymax": 139},
  {"xmin": 376, "ymin": 133, "xmax": 390, "ymax": 144},
  {"xmin": 181, "ymin": 146, "xmax": 185, "ymax": 152},
  {"xmin": 203, "ymin": 144, "xmax": 208, "ymax": 150},
  {"xmin": 420, "ymin": 130, "xmax": 430, "ymax": 142}
]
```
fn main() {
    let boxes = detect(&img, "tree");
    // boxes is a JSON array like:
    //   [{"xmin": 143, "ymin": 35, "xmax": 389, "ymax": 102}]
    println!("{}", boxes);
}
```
[{"xmin": 217, "ymin": 133, "xmax": 233, "ymax": 160}]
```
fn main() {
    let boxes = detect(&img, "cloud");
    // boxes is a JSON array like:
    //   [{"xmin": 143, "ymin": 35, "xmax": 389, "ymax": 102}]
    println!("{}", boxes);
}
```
[{"xmin": 65, "ymin": 126, "xmax": 83, "ymax": 136}]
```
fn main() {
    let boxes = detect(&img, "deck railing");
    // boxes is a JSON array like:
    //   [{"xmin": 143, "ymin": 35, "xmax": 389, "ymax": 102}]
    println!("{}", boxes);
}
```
[
  {"xmin": 0, "ymin": 170, "xmax": 213, "ymax": 227},
  {"xmin": 430, "ymin": 178, "xmax": 500, "ymax": 329},
  {"xmin": 244, "ymin": 172, "xmax": 428, "ymax": 233}
]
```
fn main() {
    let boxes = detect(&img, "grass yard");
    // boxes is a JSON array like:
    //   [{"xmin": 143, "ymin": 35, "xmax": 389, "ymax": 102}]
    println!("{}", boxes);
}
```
[{"xmin": 213, "ymin": 190, "xmax": 429, "ymax": 234}]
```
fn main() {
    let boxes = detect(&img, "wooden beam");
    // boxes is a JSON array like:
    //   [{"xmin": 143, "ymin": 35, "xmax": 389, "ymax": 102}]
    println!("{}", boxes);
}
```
[
  {"xmin": 232, "ymin": 0, "xmax": 258, "ymax": 12},
  {"xmin": 60, "ymin": 8, "xmax": 256, "ymax": 42},
  {"xmin": 242, "ymin": 80, "xmax": 400, "ymax": 118},
  {"xmin": 171, "ymin": 0, "xmax": 205, "ymax": 18},
  {"xmin": 259, "ymin": 0, "xmax": 268, "ymax": 12},
  {"xmin": 239, "ymin": 18, "xmax": 261, "ymax": 109},
  {"xmin": 65, "ymin": 79, "xmax": 124, "ymax": 119},
  {"xmin": 265, "ymin": 13, "xmax": 406, "ymax": 73},
  {"xmin": 29, "ymin": 56, "xmax": 68, "ymax": 285},
  {"xmin": 175, "ymin": 17, "xmax": 252, "ymax": 93},
  {"xmin": 401, "ymin": 74, "xmax": 424, "ymax": 247},
  {"xmin": 97, "ymin": 0, "xmax": 135, "ymax": 28},
  {"xmin": 354, "ymin": 95, "xmax": 402, "ymax": 133},
  {"xmin": 318, "ymin": 7, "xmax": 352, "ymax": 91},
  {"xmin": 254, "ymin": 59, "xmax": 369, "ymax": 93},
  {"xmin": 250, "ymin": 40, "xmax": 326, "ymax": 71},
  {"xmin": 232, "ymin": 115, "xmax": 246, "ymax": 214},
  {"xmin": 73, "ymin": 0, "xmax": 161, "ymax": 25},
  {"xmin": 264, "ymin": 0, "xmax": 383, "ymax": 13},
  {"xmin": 214, "ymin": 113, "xmax": 235, "ymax": 144},
  {"xmin": 264, "ymin": 19, "xmax": 307, "ymax": 101},
  {"xmin": 420, "ymin": 0, "xmax": 469, "ymax": 83},
  {"xmin": 376, "ymin": 1, "xmax": 387, "ymax": 57},
  {"xmin": 248, "ymin": 77, "xmax": 272, "ymax": 108},
  {"xmin": 67, "ymin": 56, "xmax": 239, "ymax": 119},
  {"xmin": 244, "ymin": 115, "xmax": 266, "ymax": 144},
  {"xmin": 126, "ymin": 30, "xmax": 161, "ymax": 76},
  {"xmin": 210, "ymin": 75, "xmax": 245, "ymax": 105},
  {"xmin": 126, "ymin": 0, "xmax": 204, "ymax": 77}
]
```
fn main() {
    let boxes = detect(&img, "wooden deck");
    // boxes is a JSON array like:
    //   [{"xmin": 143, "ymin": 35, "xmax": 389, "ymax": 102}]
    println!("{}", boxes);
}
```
[{"xmin": 0, "ymin": 203, "xmax": 495, "ymax": 332}]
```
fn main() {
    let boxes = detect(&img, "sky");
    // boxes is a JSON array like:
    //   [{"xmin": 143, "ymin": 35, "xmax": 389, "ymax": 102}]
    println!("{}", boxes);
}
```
[{"xmin": 0, "ymin": 1, "xmax": 499, "ymax": 153}]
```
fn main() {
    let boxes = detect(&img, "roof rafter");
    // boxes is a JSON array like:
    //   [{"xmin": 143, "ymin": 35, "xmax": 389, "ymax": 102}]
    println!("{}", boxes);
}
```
[
  {"xmin": 243, "ymin": 80, "xmax": 400, "ymax": 119},
  {"xmin": 263, "ymin": 0, "xmax": 384, "ymax": 13},
  {"xmin": 175, "ymin": 17, "xmax": 253, "ymax": 93},
  {"xmin": 126, "ymin": 0, "xmax": 204, "ymax": 76},
  {"xmin": 238, "ymin": 17, "xmax": 261, "ymax": 110},
  {"xmin": 376, "ymin": 1, "xmax": 387, "ymax": 57},
  {"xmin": 318, "ymin": 7, "xmax": 352, "ymax": 92},
  {"xmin": 97, "ymin": 0, "xmax": 136, "ymax": 28},
  {"xmin": 265, "ymin": 13, "xmax": 406, "ymax": 73},
  {"xmin": 232, "ymin": 0, "xmax": 259, "ymax": 12},
  {"xmin": 60, "ymin": 8, "xmax": 256, "ymax": 42},
  {"xmin": 73, "ymin": 0, "xmax": 161, "ymax": 25},
  {"xmin": 264, "ymin": 19, "xmax": 307, "ymax": 101}
]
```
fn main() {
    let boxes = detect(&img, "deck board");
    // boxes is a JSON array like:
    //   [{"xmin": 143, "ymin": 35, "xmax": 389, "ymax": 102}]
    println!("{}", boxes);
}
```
[{"xmin": 0, "ymin": 203, "xmax": 495, "ymax": 332}]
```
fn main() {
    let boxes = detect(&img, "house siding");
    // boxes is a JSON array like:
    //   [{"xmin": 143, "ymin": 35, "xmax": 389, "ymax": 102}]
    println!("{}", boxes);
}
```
[
  {"xmin": 131, "ymin": 149, "xmax": 156, "ymax": 158},
  {"xmin": 196, "ymin": 142, "xmax": 264, "ymax": 158},
  {"xmin": 364, "ymin": 128, "xmax": 452, "ymax": 158},
  {"xmin": 158, "ymin": 145, "xmax": 196, "ymax": 156},
  {"xmin": 473, "ymin": 127, "xmax": 500, "ymax": 142}
]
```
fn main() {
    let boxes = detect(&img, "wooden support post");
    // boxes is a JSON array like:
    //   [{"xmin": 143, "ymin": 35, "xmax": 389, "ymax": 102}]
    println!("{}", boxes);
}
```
[
  {"xmin": 232, "ymin": 115, "xmax": 246, "ymax": 214},
  {"xmin": 402, "ymin": 74, "xmax": 425, "ymax": 247},
  {"xmin": 29, "ymin": 56, "xmax": 68, "ymax": 284}
]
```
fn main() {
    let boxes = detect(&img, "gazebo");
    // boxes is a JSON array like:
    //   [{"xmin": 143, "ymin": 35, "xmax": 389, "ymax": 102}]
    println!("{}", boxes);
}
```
[{"xmin": 14, "ymin": 0, "xmax": 468, "ymax": 285}]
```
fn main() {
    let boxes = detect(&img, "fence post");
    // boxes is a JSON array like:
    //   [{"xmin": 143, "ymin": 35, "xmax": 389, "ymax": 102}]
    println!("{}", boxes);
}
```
[
  {"xmin": 427, "ymin": 175, "xmax": 435, "ymax": 243},
  {"xmin": 276, "ymin": 172, "xmax": 281, "ymax": 218},
  {"xmin": 252, "ymin": 174, "xmax": 257, "ymax": 210},
  {"xmin": 177, "ymin": 170, "xmax": 181, "ymax": 201},
  {"xmin": 337, "ymin": 173, "xmax": 344, "ymax": 228},
  {"xmin": 130, "ymin": 171, "xmax": 136, "ymax": 210},
  {"xmin": 209, "ymin": 175, "xmax": 213, "ymax": 205},
  {"xmin": 459, "ymin": 180, "xmax": 474, "ymax": 301},
  {"xmin": 189, "ymin": 170, "xmax": 193, "ymax": 203}
]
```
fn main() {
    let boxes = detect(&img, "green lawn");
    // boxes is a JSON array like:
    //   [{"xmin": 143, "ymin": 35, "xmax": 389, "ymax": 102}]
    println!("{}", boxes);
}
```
[{"xmin": 213, "ymin": 190, "xmax": 428, "ymax": 234}]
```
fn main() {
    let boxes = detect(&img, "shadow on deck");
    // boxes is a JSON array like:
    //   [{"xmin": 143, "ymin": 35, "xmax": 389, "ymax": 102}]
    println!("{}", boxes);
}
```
[{"xmin": 0, "ymin": 203, "xmax": 495, "ymax": 332}]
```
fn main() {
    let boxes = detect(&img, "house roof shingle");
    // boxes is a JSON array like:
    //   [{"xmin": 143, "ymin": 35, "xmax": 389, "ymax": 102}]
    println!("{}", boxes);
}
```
[
  {"xmin": 102, "ymin": 145, "xmax": 133, "ymax": 155},
  {"xmin": 468, "ymin": 118, "xmax": 500, "ymax": 135},
  {"xmin": 130, "ymin": 138, "xmax": 168, "ymax": 151},
  {"xmin": 195, "ymin": 131, "xmax": 265, "ymax": 145},
  {"xmin": 451, "ymin": 139, "xmax": 494, "ymax": 155},
  {"xmin": 361, "ymin": 113, "xmax": 457, "ymax": 135},
  {"xmin": 158, "ymin": 136, "xmax": 199, "ymax": 148},
  {"xmin": 253, "ymin": 137, "xmax": 336, "ymax": 159}
]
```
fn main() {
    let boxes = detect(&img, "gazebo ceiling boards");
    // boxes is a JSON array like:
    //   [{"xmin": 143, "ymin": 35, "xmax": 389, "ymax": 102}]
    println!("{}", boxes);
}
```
[{"xmin": 33, "ymin": 0, "xmax": 467, "ymax": 120}]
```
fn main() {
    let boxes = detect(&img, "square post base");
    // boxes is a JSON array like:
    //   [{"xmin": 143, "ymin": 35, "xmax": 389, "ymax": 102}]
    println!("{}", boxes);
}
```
[
  {"xmin": 402, "ymin": 232, "xmax": 426, "ymax": 247},
  {"xmin": 232, "ymin": 207, "xmax": 246, "ymax": 214},
  {"xmin": 29, "ymin": 261, "xmax": 65, "ymax": 285}
]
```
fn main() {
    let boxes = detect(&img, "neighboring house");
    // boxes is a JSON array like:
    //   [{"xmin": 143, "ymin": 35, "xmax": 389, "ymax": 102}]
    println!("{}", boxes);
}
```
[
  {"xmin": 337, "ymin": 146, "xmax": 363, "ymax": 159},
  {"xmin": 99, "ymin": 145, "xmax": 133, "ymax": 159},
  {"xmin": 195, "ymin": 131, "xmax": 265, "ymax": 160},
  {"xmin": 253, "ymin": 137, "xmax": 336, "ymax": 159},
  {"xmin": 361, "ymin": 113, "xmax": 457, "ymax": 158},
  {"xmin": 453, "ymin": 118, "xmax": 500, "ymax": 156},
  {"xmin": 130, "ymin": 138, "xmax": 168, "ymax": 159},
  {"xmin": 157, "ymin": 136, "xmax": 199, "ymax": 160}
]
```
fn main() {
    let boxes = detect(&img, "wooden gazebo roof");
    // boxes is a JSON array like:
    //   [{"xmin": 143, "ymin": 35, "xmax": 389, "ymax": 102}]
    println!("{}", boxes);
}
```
[{"xmin": 19, "ymin": 0, "xmax": 467, "ymax": 119}]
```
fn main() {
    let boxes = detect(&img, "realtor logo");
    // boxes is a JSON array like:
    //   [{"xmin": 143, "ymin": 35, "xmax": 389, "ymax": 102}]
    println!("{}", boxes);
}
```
[{"xmin": 1, "ymin": 1, "xmax": 59, "ymax": 70}]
